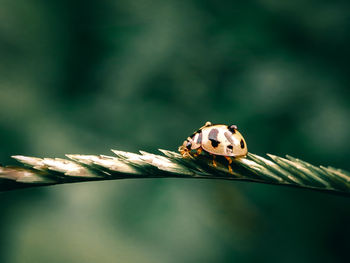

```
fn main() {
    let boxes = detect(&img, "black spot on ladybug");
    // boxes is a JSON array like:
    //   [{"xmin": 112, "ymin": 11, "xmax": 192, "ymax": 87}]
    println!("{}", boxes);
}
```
[
  {"xmin": 210, "ymin": 140, "xmax": 220, "ymax": 148},
  {"xmin": 196, "ymin": 132, "xmax": 202, "ymax": 144},
  {"xmin": 190, "ymin": 126, "xmax": 205, "ymax": 138},
  {"xmin": 186, "ymin": 141, "xmax": 192, "ymax": 150},
  {"xmin": 224, "ymin": 131, "xmax": 234, "ymax": 144},
  {"xmin": 226, "ymin": 145, "xmax": 233, "ymax": 154},
  {"xmin": 228, "ymin": 125, "xmax": 237, "ymax": 133},
  {"xmin": 240, "ymin": 139, "xmax": 245, "ymax": 149},
  {"xmin": 208, "ymin": 128, "xmax": 220, "ymax": 148}
]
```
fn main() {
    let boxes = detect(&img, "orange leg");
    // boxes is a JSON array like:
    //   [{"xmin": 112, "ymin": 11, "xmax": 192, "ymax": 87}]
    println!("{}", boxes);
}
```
[
  {"xmin": 212, "ymin": 154, "xmax": 217, "ymax": 167},
  {"xmin": 178, "ymin": 146, "xmax": 186, "ymax": 157},
  {"xmin": 193, "ymin": 147, "xmax": 203, "ymax": 157},
  {"xmin": 224, "ymin": 156, "xmax": 233, "ymax": 174},
  {"xmin": 179, "ymin": 146, "xmax": 190, "ymax": 158}
]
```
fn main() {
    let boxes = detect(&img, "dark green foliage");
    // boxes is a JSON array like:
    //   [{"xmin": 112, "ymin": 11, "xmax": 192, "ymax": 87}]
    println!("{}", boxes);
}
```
[{"xmin": 1, "ymin": 0, "xmax": 350, "ymax": 262}]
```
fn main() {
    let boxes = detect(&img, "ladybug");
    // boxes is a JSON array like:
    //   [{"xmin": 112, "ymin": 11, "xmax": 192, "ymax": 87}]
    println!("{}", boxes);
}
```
[{"xmin": 178, "ymin": 121, "xmax": 248, "ymax": 173}]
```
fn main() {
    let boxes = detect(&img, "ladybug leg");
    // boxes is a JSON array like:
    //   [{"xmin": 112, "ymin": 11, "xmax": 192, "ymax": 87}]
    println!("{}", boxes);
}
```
[
  {"xmin": 178, "ymin": 146, "xmax": 190, "ymax": 158},
  {"xmin": 224, "ymin": 156, "xmax": 233, "ymax": 174},
  {"xmin": 178, "ymin": 146, "xmax": 186, "ymax": 156},
  {"xmin": 212, "ymin": 154, "xmax": 217, "ymax": 167},
  {"xmin": 183, "ymin": 151, "xmax": 191, "ymax": 158},
  {"xmin": 193, "ymin": 147, "xmax": 202, "ymax": 157}
]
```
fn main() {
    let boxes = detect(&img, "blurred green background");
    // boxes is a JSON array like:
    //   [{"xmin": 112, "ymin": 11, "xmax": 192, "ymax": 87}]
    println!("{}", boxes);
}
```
[{"xmin": 1, "ymin": 0, "xmax": 350, "ymax": 262}]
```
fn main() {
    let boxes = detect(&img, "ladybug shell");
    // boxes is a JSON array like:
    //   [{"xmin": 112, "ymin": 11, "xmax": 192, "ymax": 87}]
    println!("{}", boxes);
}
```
[{"xmin": 201, "ymin": 125, "xmax": 247, "ymax": 157}]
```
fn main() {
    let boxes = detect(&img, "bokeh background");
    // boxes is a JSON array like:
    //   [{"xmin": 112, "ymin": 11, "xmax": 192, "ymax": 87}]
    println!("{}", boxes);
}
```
[{"xmin": 1, "ymin": 0, "xmax": 350, "ymax": 262}]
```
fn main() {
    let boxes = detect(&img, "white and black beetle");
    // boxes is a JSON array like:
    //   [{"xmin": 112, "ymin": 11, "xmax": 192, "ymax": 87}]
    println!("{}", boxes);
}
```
[{"xmin": 178, "ymin": 121, "xmax": 248, "ymax": 173}]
